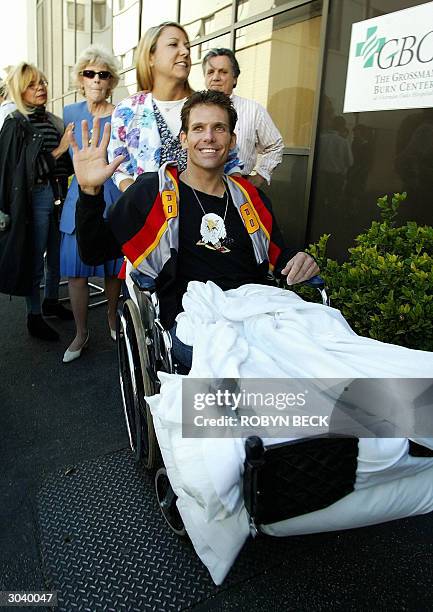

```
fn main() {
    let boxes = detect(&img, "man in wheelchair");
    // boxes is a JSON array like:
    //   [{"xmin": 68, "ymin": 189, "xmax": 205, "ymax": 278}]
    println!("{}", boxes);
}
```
[
  {"xmin": 72, "ymin": 91, "xmax": 433, "ymax": 586},
  {"xmin": 74, "ymin": 89, "xmax": 318, "ymax": 368}
]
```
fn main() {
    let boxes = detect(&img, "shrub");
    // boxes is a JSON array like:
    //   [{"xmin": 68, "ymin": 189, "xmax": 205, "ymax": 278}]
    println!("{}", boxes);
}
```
[{"xmin": 294, "ymin": 193, "xmax": 433, "ymax": 351}]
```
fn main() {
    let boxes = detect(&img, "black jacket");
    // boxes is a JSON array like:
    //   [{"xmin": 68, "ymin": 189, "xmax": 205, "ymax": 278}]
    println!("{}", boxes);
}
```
[
  {"xmin": 0, "ymin": 111, "xmax": 69, "ymax": 296},
  {"xmin": 76, "ymin": 176, "xmax": 298, "ymax": 328}
]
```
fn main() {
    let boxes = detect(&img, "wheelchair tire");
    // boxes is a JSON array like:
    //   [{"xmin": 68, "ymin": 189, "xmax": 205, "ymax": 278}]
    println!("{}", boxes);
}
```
[
  {"xmin": 155, "ymin": 467, "xmax": 186, "ymax": 537},
  {"xmin": 117, "ymin": 299, "xmax": 159, "ymax": 469}
]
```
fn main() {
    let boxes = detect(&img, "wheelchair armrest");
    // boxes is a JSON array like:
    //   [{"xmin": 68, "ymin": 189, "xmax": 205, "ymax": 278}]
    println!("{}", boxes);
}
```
[
  {"xmin": 130, "ymin": 270, "xmax": 156, "ymax": 293},
  {"xmin": 302, "ymin": 274, "xmax": 325, "ymax": 289}
]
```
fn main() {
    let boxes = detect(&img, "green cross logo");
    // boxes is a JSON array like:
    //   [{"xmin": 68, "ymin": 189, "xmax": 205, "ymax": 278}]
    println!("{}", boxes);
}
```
[{"xmin": 356, "ymin": 26, "xmax": 387, "ymax": 68}]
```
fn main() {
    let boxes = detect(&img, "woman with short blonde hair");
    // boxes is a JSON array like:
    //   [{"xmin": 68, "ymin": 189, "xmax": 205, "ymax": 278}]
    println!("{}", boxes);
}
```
[
  {"xmin": 0, "ymin": 61, "xmax": 73, "ymax": 340},
  {"xmin": 6, "ymin": 62, "xmax": 48, "ymax": 115},
  {"xmin": 59, "ymin": 45, "xmax": 123, "ymax": 362}
]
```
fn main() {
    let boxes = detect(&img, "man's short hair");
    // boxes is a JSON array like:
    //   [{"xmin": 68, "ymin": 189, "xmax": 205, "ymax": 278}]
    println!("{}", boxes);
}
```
[
  {"xmin": 181, "ymin": 90, "xmax": 238, "ymax": 134},
  {"xmin": 202, "ymin": 48, "xmax": 241, "ymax": 80}
]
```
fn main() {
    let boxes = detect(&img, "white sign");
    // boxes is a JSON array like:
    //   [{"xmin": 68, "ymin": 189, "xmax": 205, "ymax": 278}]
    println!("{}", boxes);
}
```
[{"xmin": 344, "ymin": 2, "xmax": 433, "ymax": 113}]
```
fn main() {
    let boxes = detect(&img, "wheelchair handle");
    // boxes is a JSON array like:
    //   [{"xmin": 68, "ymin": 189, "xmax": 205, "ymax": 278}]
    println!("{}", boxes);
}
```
[
  {"xmin": 245, "ymin": 436, "xmax": 265, "ymax": 461},
  {"xmin": 131, "ymin": 270, "xmax": 157, "ymax": 293},
  {"xmin": 303, "ymin": 274, "xmax": 325, "ymax": 289}
]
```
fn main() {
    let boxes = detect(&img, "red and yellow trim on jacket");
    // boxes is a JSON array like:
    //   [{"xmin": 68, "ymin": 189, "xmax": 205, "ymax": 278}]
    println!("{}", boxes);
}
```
[
  {"xmin": 122, "ymin": 167, "xmax": 179, "ymax": 268},
  {"xmin": 227, "ymin": 175, "xmax": 281, "ymax": 271}
]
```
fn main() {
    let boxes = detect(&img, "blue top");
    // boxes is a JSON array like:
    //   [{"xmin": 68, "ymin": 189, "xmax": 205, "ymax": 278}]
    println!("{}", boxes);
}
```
[{"xmin": 59, "ymin": 101, "xmax": 121, "ymax": 234}]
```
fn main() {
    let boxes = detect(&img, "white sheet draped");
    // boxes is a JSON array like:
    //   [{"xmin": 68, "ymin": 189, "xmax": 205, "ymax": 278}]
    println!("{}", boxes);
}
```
[{"xmin": 147, "ymin": 281, "xmax": 433, "ymax": 585}]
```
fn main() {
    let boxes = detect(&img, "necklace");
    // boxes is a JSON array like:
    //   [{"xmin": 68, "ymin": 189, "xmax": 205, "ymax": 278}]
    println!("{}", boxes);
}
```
[
  {"xmin": 190, "ymin": 182, "xmax": 231, "ymax": 253},
  {"xmin": 155, "ymin": 97, "xmax": 186, "ymax": 114},
  {"xmin": 191, "ymin": 183, "xmax": 229, "ymax": 220}
]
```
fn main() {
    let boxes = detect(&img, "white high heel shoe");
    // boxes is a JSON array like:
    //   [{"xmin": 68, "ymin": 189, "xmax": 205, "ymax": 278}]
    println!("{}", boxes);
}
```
[{"xmin": 63, "ymin": 332, "xmax": 90, "ymax": 363}]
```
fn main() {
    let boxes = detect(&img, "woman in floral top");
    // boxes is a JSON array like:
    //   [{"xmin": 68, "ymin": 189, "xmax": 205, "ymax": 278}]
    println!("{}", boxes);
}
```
[{"xmin": 108, "ymin": 21, "xmax": 240, "ymax": 192}]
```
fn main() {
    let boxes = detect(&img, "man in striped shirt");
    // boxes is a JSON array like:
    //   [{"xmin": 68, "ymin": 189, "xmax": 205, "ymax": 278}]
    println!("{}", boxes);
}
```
[{"xmin": 203, "ymin": 48, "xmax": 283, "ymax": 189}]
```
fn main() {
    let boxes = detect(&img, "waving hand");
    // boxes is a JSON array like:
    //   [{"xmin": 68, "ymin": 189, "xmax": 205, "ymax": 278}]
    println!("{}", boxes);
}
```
[{"xmin": 68, "ymin": 117, "xmax": 125, "ymax": 195}]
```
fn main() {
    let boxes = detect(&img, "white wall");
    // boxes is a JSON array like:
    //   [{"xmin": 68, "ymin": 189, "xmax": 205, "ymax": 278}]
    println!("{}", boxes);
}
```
[{"xmin": 0, "ymin": 0, "xmax": 37, "ymax": 77}]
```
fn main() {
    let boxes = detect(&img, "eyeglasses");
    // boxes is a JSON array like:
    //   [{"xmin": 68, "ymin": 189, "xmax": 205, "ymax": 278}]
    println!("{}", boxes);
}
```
[
  {"xmin": 81, "ymin": 70, "xmax": 112, "ymax": 80},
  {"xmin": 28, "ymin": 80, "xmax": 48, "ymax": 91}
]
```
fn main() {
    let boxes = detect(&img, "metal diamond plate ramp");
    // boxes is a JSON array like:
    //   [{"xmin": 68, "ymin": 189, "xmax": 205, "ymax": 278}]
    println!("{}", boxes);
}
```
[{"xmin": 36, "ymin": 449, "xmax": 298, "ymax": 611}]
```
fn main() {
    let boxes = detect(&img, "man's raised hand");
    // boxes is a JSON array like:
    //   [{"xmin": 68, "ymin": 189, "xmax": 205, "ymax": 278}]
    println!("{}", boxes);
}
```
[{"xmin": 68, "ymin": 117, "xmax": 125, "ymax": 195}]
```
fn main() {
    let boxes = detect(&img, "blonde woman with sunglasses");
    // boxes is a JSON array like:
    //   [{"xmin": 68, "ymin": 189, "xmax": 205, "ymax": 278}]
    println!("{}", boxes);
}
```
[{"xmin": 59, "ymin": 45, "xmax": 123, "ymax": 363}]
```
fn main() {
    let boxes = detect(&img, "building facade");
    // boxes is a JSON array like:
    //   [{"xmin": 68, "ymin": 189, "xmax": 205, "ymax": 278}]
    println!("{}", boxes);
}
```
[{"xmin": 36, "ymin": 0, "xmax": 433, "ymax": 258}]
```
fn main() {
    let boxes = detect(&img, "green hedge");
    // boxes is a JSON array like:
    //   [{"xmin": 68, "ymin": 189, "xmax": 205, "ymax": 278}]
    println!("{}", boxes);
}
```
[{"xmin": 294, "ymin": 193, "xmax": 433, "ymax": 351}]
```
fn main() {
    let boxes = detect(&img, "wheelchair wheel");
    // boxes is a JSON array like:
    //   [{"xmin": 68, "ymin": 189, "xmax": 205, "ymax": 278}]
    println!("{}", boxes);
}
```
[
  {"xmin": 117, "ymin": 299, "xmax": 159, "ymax": 469},
  {"xmin": 155, "ymin": 468, "xmax": 186, "ymax": 537}
]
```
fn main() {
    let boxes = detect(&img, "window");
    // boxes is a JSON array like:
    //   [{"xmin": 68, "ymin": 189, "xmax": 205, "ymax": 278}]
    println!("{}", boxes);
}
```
[
  {"xmin": 113, "ymin": 1, "xmax": 140, "ymax": 56},
  {"xmin": 37, "ymin": 3, "xmax": 45, "ymax": 69},
  {"xmin": 235, "ymin": 5, "xmax": 322, "ymax": 148},
  {"xmin": 141, "ymin": 0, "xmax": 178, "ymax": 30},
  {"xmin": 181, "ymin": 0, "xmax": 232, "ymax": 42},
  {"xmin": 236, "ymin": 0, "xmax": 274, "ymax": 21},
  {"xmin": 68, "ymin": 66, "xmax": 75, "ymax": 91},
  {"xmin": 93, "ymin": 0, "xmax": 107, "ymax": 30},
  {"xmin": 119, "ymin": 49, "xmax": 135, "ymax": 69},
  {"xmin": 116, "ymin": 0, "xmax": 137, "ymax": 12},
  {"xmin": 67, "ymin": 1, "xmax": 85, "ymax": 31}
]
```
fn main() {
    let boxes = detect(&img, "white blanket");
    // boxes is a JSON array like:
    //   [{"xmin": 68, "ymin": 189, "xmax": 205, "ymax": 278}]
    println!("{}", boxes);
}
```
[{"xmin": 147, "ymin": 281, "xmax": 433, "ymax": 585}]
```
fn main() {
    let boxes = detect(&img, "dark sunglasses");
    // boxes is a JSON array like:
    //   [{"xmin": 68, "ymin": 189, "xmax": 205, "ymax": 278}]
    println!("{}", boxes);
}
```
[{"xmin": 81, "ymin": 69, "xmax": 112, "ymax": 80}]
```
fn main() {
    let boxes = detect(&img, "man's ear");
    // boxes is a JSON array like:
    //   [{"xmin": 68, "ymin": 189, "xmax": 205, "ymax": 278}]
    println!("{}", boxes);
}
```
[
  {"xmin": 230, "ymin": 132, "xmax": 237, "ymax": 149},
  {"xmin": 233, "ymin": 77, "xmax": 238, "ymax": 89},
  {"xmin": 180, "ymin": 130, "xmax": 188, "ymax": 150}
]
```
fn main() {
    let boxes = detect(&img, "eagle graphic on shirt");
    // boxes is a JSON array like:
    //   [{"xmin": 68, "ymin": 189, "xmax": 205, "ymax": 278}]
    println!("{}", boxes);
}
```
[{"xmin": 197, "ymin": 213, "xmax": 231, "ymax": 253}]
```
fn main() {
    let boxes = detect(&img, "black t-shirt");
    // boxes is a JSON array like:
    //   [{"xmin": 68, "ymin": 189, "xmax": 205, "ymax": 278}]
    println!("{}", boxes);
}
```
[
  {"xmin": 178, "ymin": 180, "xmax": 263, "ymax": 281},
  {"xmin": 172, "ymin": 181, "xmax": 270, "ymax": 320}
]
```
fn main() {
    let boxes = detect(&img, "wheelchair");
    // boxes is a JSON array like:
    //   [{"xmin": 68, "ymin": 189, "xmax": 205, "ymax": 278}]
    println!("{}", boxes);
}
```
[{"xmin": 115, "ymin": 270, "xmax": 366, "ymax": 537}]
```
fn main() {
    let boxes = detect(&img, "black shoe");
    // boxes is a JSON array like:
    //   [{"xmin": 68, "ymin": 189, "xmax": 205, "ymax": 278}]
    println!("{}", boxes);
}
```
[
  {"xmin": 42, "ymin": 299, "xmax": 74, "ymax": 321},
  {"xmin": 27, "ymin": 314, "xmax": 59, "ymax": 341}
]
